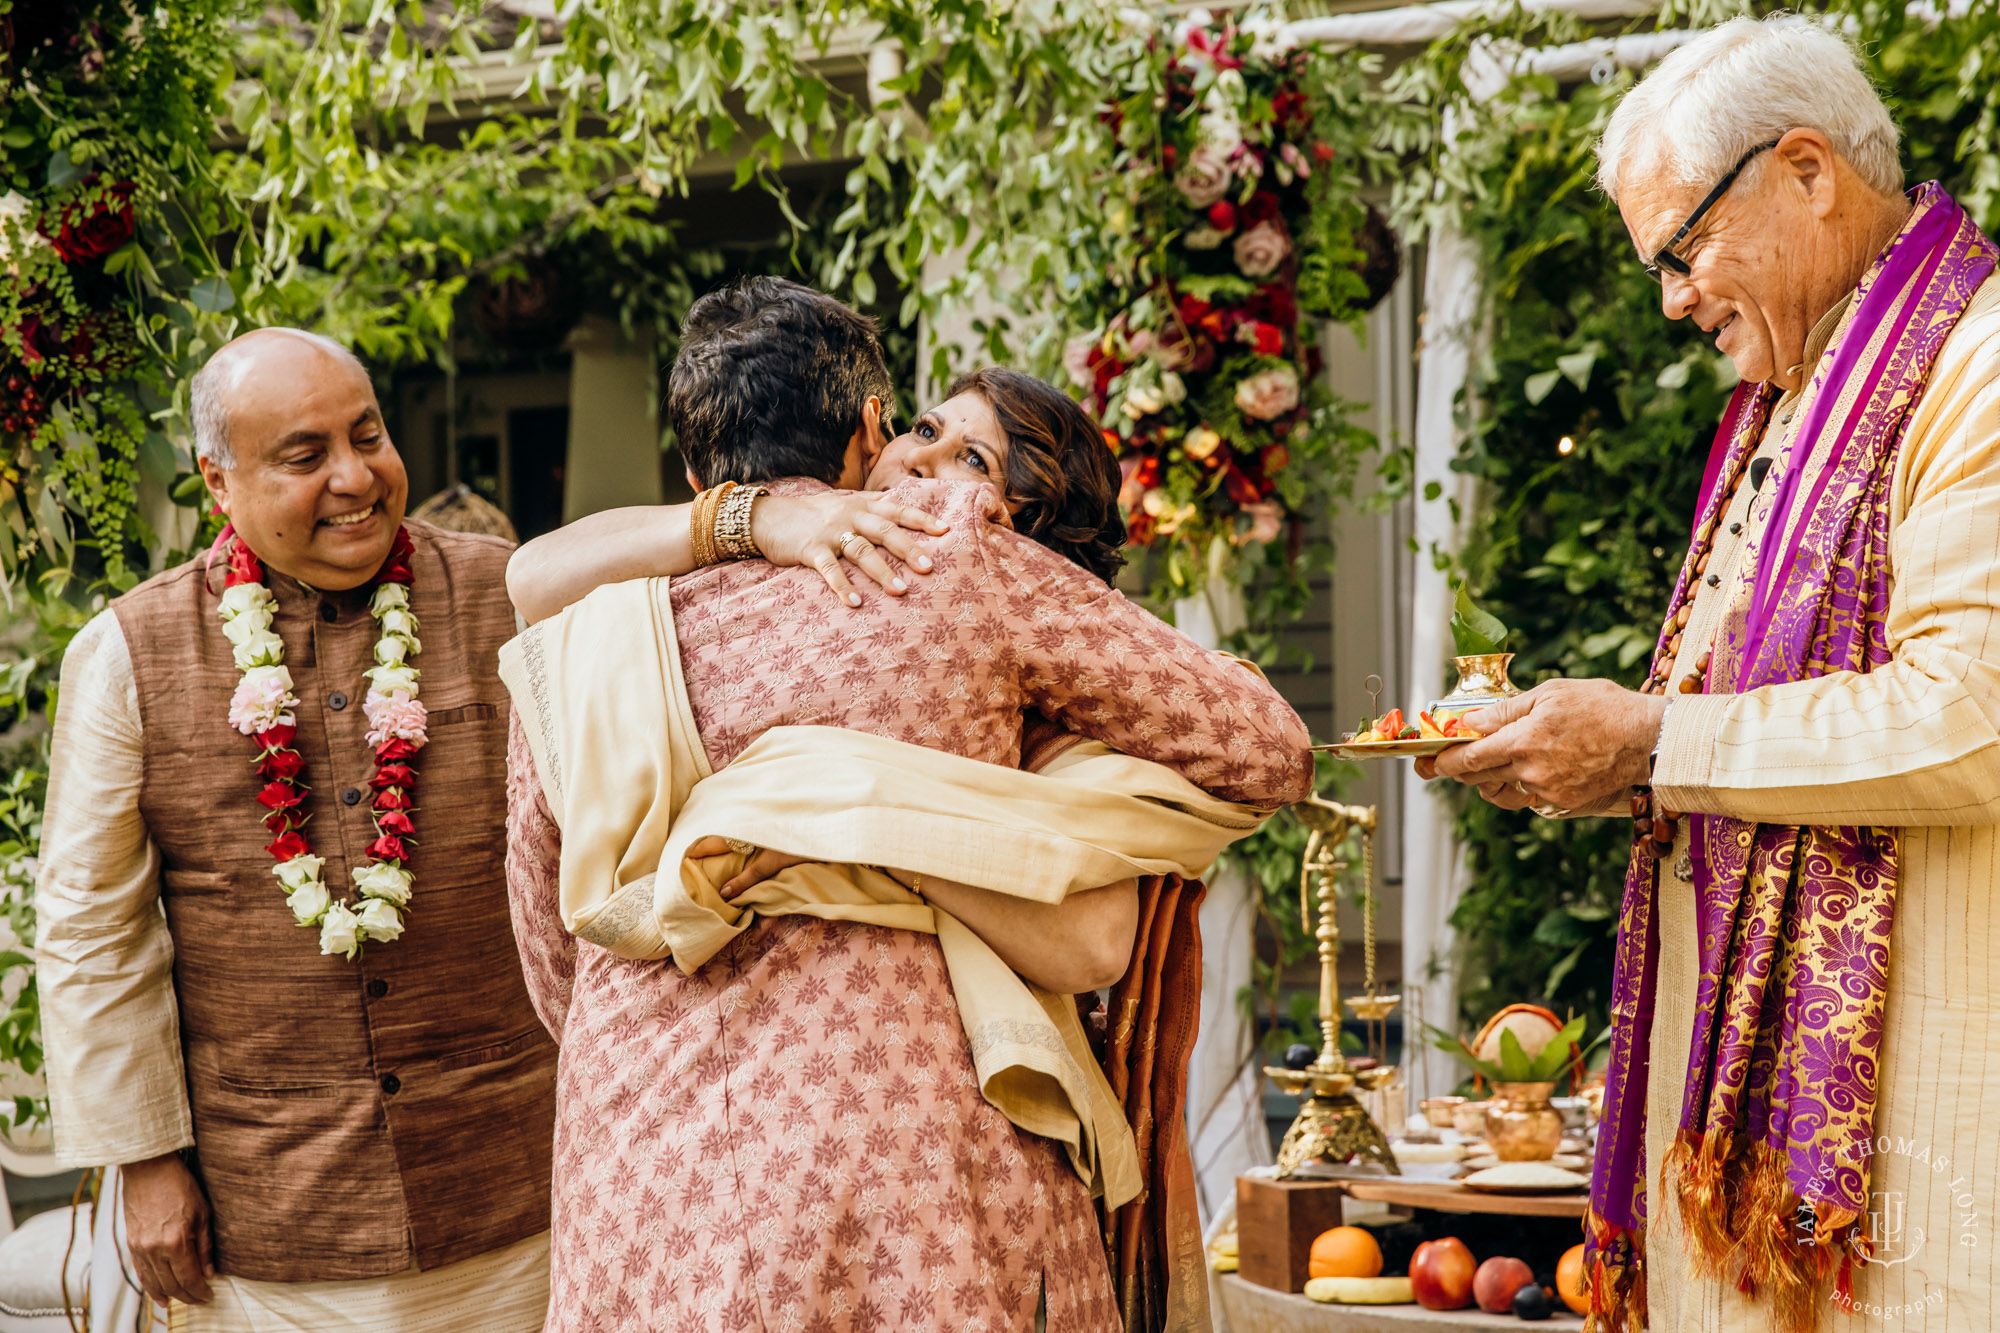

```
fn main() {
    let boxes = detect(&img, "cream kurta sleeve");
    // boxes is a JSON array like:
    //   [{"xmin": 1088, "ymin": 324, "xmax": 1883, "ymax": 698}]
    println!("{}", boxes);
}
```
[
  {"xmin": 36, "ymin": 610, "xmax": 192, "ymax": 1167},
  {"xmin": 1655, "ymin": 290, "xmax": 2000, "ymax": 827}
]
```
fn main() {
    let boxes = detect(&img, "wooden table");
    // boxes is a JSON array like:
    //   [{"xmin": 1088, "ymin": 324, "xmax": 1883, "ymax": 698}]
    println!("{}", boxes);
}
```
[
  {"xmin": 1342, "ymin": 1179, "xmax": 1588, "ymax": 1219},
  {"xmin": 1215, "ymin": 1275, "xmax": 1585, "ymax": 1332}
]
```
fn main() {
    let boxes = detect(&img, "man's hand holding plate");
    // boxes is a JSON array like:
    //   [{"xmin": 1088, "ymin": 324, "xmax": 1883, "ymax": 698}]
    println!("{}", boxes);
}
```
[{"xmin": 1414, "ymin": 678, "xmax": 1668, "ymax": 811}]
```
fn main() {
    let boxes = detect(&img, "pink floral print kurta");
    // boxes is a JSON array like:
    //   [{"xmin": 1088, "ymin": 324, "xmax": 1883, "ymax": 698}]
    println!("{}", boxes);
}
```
[{"xmin": 506, "ymin": 479, "xmax": 1311, "ymax": 1332}]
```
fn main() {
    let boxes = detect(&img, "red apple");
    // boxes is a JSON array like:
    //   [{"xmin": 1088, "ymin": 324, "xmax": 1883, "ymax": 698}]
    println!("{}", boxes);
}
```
[
  {"xmin": 1474, "ymin": 1256, "xmax": 1535, "ymax": 1313},
  {"xmin": 1410, "ymin": 1237, "xmax": 1476, "ymax": 1310}
]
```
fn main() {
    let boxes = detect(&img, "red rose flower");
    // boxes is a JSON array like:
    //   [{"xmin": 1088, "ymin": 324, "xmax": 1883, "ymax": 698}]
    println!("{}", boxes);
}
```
[
  {"xmin": 50, "ymin": 182, "xmax": 137, "ymax": 265},
  {"xmin": 226, "ymin": 540, "xmax": 264, "ymax": 588},
  {"xmin": 376, "ymin": 811, "xmax": 416, "ymax": 836},
  {"xmin": 257, "ymin": 749, "xmax": 305, "ymax": 781},
  {"xmin": 374, "ymin": 788, "xmax": 413, "ymax": 811},
  {"xmin": 1162, "ymin": 144, "xmax": 1178, "ymax": 169},
  {"xmin": 266, "ymin": 831, "xmax": 311, "ymax": 861},
  {"xmin": 376, "ymin": 528, "xmax": 416, "ymax": 585},
  {"xmin": 371, "ymin": 763, "xmax": 417, "ymax": 789},
  {"xmin": 1241, "ymin": 190, "xmax": 1282, "ymax": 228},
  {"xmin": 1176, "ymin": 294, "xmax": 1213, "ymax": 324},
  {"xmin": 1247, "ymin": 321, "xmax": 1284, "ymax": 357},
  {"xmin": 1261, "ymin": 444, "xmax": 1291, "ymax": 473},
  {"xmin": 376, "ymin": 738, "xmax": 419, "ymax": 763},
  {"xmin": 256, "ymin": 722, "xmax": 297, "ymax": 751},
  {"xmin": 367, "ymin": 835, "xmax": 410, "ymax": 862},
  {"xmin": 1312, "ymin": 142, "xmax": 1334, "ymax": 163},
  {"xmin": 1222, "ymin": 464, "xmax": 1263, "ymax": 505},
  {"xmin": 1133, "ymin": 456, "xmax": 1162, "ymax": 489},
  {"xmin": 1207, "ymin": 200, "xmax": 1237, "ymax": 232},
  {"xmin": 256, "ymin": 780, "xmax": 304, "ymax": 812}
]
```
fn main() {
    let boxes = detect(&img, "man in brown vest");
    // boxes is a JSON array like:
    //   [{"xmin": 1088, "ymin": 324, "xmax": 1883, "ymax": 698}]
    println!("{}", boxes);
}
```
[{"xmin": 35, "ymin": 329, "xmax": 556, "ymax": 1330}]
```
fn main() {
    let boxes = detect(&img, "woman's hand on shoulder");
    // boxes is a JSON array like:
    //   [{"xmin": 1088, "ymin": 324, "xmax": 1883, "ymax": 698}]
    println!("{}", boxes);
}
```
[{"xmin": 750, "ymin": 491, "xmax": 950, "ymax": 607}]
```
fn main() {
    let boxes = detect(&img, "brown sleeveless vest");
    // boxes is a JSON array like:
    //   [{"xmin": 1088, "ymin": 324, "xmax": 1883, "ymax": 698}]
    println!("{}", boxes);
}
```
[{"xmin": 111, "ymin": 521, "xmax": 556, "ymax": 1283}]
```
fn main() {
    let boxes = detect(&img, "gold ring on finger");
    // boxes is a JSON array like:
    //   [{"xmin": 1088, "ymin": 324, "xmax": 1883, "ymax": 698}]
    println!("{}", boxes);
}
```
[
  {"xmin": 725, "ymin": 837, "xmax": 756, "ymax": 856},
  {"xmin": 838, "ymin": 530, "xmax": 869, "ymax": 556}
]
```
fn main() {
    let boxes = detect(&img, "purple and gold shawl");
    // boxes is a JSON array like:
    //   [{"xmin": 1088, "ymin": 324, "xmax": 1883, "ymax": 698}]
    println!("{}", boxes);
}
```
[{"xmin": 1586, "ymin": 184, "xmax": 1999, "ymax": 1332}]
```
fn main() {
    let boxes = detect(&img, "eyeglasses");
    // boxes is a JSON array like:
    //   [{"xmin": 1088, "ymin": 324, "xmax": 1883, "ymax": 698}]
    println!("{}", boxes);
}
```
[{"xmin": 1643, "ymin": 139, "xmax": 1781, "ymax": 283}]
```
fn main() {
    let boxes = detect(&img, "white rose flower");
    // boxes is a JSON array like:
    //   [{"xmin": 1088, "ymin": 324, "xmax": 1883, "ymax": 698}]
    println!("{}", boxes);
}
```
[
  {"xmin": 286, "ymin": 881, "xmax": 331, "ymax": 925},
  {"xmin": 318, "ymin": 903, "xmax": 361, "ymax": 959},
  {"xmin": 273, "ymin": 855, "xmax": 326, "ymax": 892},
  {"xmin": 378, "ymin": 608, "xmax": 418, "ymax": 638},
  {"xmin": 370, "ymin": 583, "xmax": 410, "ymax": 615},
  {"xmin": 1241, "ymin": 14, "xmax": 1295, "ymax": 61},
  {"xmin": 221, "ymin": 606, "xmax": 274, "ymax": 644},
  {"xmin": 352, "ymin": 861, "xmax": 414, "ymax": 905},
  {"xmin": 365, "ymin": 664, "xmax": 420, "ymax": 696},
  {"xmin": 242, "ymin": 665, "xmax": 294, "ymax": 693},
  {"xmin": 232, "ymin": 629, "xmax": 286, "ymax": 669},
  {"xmin": 219, "ymin": 583, "xmax": 275, "ymax": 620},
  {"xmin": 374, "ymin": 636, "xmax": 409, "ymax": 666},
  {"xmin": 1181, "ymin": 225, "xmax": 1227, "ymax": 251},
  {"xmin": 1123, "ymin": 385, "xmax": 1165, "ymax": 419},
  {"xmin": 1159, "ymin": 371, "xmax": 1187, "ymax": 406},
  {"xmin": 356, "ymin": 899, "xmax": 405, "ymax": 943},
  {"xmin": 1196, "ymin": 110, "xmax": 1242, "ymax": 157}
]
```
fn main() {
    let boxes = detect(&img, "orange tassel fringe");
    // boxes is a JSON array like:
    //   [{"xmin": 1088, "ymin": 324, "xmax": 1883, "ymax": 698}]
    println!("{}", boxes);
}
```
[{"xmin": 1665, "ymin": 1131, "xmax": 1862, "ymax": 1333}]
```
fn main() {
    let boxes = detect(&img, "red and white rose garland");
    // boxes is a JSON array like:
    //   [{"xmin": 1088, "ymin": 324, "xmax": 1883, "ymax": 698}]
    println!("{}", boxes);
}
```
[{"xmin": 220, "ymin": 527, "xmax": 426, "ymax": 959}]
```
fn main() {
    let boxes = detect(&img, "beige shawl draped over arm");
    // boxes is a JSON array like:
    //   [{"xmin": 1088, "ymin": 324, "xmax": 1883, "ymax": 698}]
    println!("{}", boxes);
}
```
[{"xmin": 498, "ymin": 578, "xmax": 1272, "ymax": 1209}]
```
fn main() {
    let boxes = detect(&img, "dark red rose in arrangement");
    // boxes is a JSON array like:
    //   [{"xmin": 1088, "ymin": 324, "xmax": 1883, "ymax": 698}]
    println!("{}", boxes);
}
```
[
  {"xmin": 376, "ymin": 811, "xmax": 416, "ymax": 837},
  {"xmin": 1208, "ymin": 200, "xmax": 1237, "ymax": 232},
  {"xmin": 371, "ymin": 763, "xmax": 417, "ymax": 789},
  {"xmin": 367, "ymin": 835, "xmax": 411, "ymax": 862},
  {"xmin": 376, "ymin": 737, "xmax": 419, "ymax": 763},
  {"xmin": 257, "ymin": 749, "xmax": 306, "ymax": 781},
  {"xmin": 266, "ymin": 831, "xmax": 311, "ymax": 861},
  {"xmin": 48, "ymin": 181, "xmax": 136, "ymax": 265},
  {"xmin": 256, "ymin": 780, "xmax": 304, "ymax": 812},
  {"xmin": 257, "ymin": 723, "xmax": 297, "ymax": 751},
  {"xmin": 374, "ymin": 788, "xmax": 414, "ymax": 811}
]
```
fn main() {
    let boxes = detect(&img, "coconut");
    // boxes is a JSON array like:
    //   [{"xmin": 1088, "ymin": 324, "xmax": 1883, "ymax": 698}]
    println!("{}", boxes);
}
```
[{"xmin": 1471, "ymin": 1003, "xmax": 1565, "ymax": 1067}]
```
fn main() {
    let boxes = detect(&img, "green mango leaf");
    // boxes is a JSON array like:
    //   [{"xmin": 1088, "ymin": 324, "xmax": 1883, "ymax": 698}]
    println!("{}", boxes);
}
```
[
  {"xmin": 1523, "ymin": 368, "xmax": 1562, "ymax": 404},
  {"xmin": 1450, "ymin": 583, "xmax": 1509, "ymax": 656},
  {"xmin": 1527, "ymin": 1014, "xmax": 1590, "ymax": 1081},
  {"xmin": 1499, "ymin": 1026, "xmax": 1532, "ymax": 1081}
]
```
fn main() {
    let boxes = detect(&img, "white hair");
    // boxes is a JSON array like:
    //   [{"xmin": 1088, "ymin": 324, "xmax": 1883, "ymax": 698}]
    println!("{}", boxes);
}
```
[
  {"xmin": 1596, "ymin": 15, "xmax": 1902, "ymax": 204},
  {"xmin": 190, "ymin": 328, "xmax": 366, "ymax": 468}
]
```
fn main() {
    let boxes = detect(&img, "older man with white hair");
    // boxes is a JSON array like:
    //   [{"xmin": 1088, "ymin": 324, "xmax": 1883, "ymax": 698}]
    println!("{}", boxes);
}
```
[
  {"xmin": 1425, "ymin": 15, "xmax": 2000, "ymax": 1330},
  {"xmin": 36, "ymin": 328, "xmax": 555, "ymax": 1330}
]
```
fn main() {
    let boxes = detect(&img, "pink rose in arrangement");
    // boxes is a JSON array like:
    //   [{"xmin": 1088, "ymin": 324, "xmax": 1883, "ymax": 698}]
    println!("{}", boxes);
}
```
[
  {"xmin": 1174, "ymin": 144, "xmax": 1232, "ymax": 208},
  {"xmin": 1233, "ymin": 219, "xmax": 1292, "ymax": 278},
  {"xmin": 1242, "ymin": 501, "xmax": 1285, "ymax": 545},
  {"xmin": 229, "ymin": 668, "xmax": 298, "ymax": 736},
  {"xmin": 1234, "ymin": 365, "xmax": 1300, "ymax": 421},
  {"xmin": 1063, "ymin": 333, "xmax": 1099, "ymax": 390},
  {"xmin": 363, "ymin": 691, "xmax": 429, "ymax": 749}
]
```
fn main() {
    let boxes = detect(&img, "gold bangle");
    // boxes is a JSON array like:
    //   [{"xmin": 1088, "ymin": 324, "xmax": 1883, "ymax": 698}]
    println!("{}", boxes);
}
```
[
  {"xmin": 909, "ymin": 872, "xmax": 924, "ymax": 898},
  {"xmin": 689, "ymin": 481, "xmax": 735, "ymax": 568},
  {"xmin": 715, "ymin": 483, "xmax": 769, "ymax": 561}
]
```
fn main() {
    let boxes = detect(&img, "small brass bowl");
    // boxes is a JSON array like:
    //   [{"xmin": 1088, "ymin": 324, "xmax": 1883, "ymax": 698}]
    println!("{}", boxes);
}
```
[
  {"xmin": 1452, "ymin": 1100, "xmax": 1492, "ymax": 1138},
  {"xmin": 1421, "ymin": 1096, "xmax": 1466, "ymax": 1129}
]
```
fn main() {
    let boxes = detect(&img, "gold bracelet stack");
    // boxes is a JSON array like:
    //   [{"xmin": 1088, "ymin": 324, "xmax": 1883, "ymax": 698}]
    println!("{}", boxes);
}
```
[
  {"xmin": 688, "ymin": 481, "xmax": 737, "ymax": 568},
  {"xmin": 714, "ymin": 483, "xmax": 769, "ymax": 560}
]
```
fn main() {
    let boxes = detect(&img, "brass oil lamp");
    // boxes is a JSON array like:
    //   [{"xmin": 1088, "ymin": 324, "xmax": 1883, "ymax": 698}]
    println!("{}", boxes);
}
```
[{"xmin": 1265, "ymin": 795, "xmax": 1400, "ymax": 1178}]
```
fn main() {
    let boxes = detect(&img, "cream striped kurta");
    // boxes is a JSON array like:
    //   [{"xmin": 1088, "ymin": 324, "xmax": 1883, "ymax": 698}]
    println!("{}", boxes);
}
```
[{"xmin": 1637, "ymin": 273, "xmax": 2000, "ymax": 1329}]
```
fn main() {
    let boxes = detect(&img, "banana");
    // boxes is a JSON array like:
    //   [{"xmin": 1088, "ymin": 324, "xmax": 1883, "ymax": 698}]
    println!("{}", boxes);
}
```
[{"xmin": 1304, "ymin": 1276, "xmax": 1416, "ymax": 1304}]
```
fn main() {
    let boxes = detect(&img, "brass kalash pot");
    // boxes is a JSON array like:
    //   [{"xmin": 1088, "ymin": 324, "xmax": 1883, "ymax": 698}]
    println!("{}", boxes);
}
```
[{"xmin": 1265, "ymin": 796, "xmax": 1401, "ymax": 1178}]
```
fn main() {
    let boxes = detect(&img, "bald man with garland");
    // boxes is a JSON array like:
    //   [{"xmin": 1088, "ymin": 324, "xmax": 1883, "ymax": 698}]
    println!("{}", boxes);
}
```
[{"xmin": 36, "ymin": 329, "xmax": 555, "ymax": 1331}]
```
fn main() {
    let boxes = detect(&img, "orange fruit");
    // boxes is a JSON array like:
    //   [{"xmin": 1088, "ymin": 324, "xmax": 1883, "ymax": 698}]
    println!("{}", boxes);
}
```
[
  {"xmin": 1556, "ymin": 1242, "xmax": 1589, "ymax": 1314},
  {"xmin": 1309, "ymin": 1226, "xmax": 1384, "ymax": 1280}
]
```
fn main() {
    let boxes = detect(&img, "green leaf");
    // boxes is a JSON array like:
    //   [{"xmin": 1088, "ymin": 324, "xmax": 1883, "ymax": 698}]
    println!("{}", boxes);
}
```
[
  {"xmin": 1555, "ymin": 345, "xmax": 1598, "ymax": 391},
  {"xmin": 0, "ymin": 128, "xmax": 31, "ymax": 150},
  {"xmin": 190, "ymin": 276, "xmax": 235, "ymax": 313},
  {"xmin": 1498, "ymin": 1026, "xmax": 1532, "ymax": 1081},
  {"xmin": 1523, "ymin": 369, "xmax": 1562, "ymax": 405},
  {"xmin": 1450, "ymin": 583, "xmax": 1509, "ymax": 656},
  {"xmin": 45, "ymin": 151, "xmax": 82, "ymax": 189}
]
